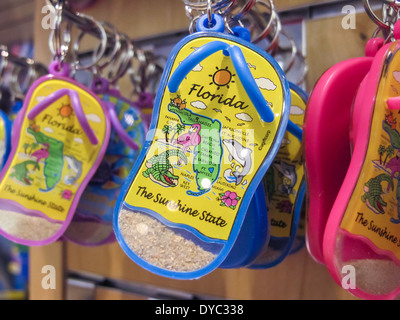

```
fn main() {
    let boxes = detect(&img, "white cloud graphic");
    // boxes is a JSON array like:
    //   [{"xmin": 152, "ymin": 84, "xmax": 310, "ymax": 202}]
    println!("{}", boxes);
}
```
[
  {"xmin": 43, "ymin": 127, "xmax": 54, "ymax": 133},
  {"xmin": 235, "ymin": 113, "xmax": 253, "ymax": 122},
  {"xmin": 290, "ymin": 105, "xmax": 305, "ymax": 115},
  {"xmin": 192, "ymin": 63, "xmax": 203, "ymax": 72},
  {"xmin": 255, "ymin": 77, "xmax": 276, "ymax": 90},
  {"xmin": 191, "ymin": 100, "xmax": 207, "ymax": 110},
  {"xmin": 73, "ymin": 137, "xmax": 83, "ymax": 144},
  {"xmin": 86, "ymin": 114, "xmax": 101, "ymax": 123}
]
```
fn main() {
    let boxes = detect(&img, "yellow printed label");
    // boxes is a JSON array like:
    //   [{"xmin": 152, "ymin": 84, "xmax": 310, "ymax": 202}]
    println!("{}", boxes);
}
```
[
  {"xmin": 341, "ymin": 43, "xmax": 400, "ymax": 259},
  {"xmin": 124, "ymin": 36, "xmax": 286, "ymax": 241},
  {"xmin": 0, "ymin": 79, "xmax": 107, "ymax": 221},
  {"xmin": 265, "ymin": 88, "xmax": 305, "ymax": 238}
]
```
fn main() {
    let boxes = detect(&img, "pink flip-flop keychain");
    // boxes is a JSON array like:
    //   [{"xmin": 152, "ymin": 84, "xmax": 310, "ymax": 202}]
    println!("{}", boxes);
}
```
[
  {"xmin": 304, "ymin": 39, "xmax": 381, "ymax": 264},
  {"xmin": 323, "ymin": 21, "xmax": 400, "ymax": 300}
]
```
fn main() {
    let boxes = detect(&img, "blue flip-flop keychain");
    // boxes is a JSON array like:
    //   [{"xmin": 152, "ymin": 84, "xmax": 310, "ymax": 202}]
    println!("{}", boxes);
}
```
[
  {"xmin": 0, "ymin": 109, "xmax": 11, "ymax": 170},
  {"xmin": 63, "ymin": 77, "xmax": 147, "ymax": 246},
  {"xmin": 248, "ymin": 82, "xmax": 307, "ymax": 269},
  {"xmin": 113, "ymin": 11, "xmax": 291, "ymax": 279}
]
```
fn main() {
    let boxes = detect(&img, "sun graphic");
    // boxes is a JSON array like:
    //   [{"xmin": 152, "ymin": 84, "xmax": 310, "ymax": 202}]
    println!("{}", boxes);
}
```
[
  {"xmin": 58, "ymin": 104, "xmax": 74, "ymax": 119},
  {"xmin": 209, "ymin": 66, "xmax": 235, "ymax": 89}
]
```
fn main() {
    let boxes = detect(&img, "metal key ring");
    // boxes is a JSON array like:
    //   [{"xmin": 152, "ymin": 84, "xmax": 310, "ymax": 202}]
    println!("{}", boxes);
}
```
[
  {"xmin": 286, "ymin": 50, "xmax": 308, "ymax": 86},
  {"xmin": 362, "ymin": 0, "xmax": 399, "ymax": 30},
  {"xmin": 106, "ymin": 32, "xmax": 134, "ymax": 85},
  {"xmin": 183, "ymin": 0, "xmax": 236, "ymax": 13},
  {"xmin": 184, "ymin": 0, "xmax": 238, "ymax": 31},
  {"xmin": 48, "ymin": 2, "xmax": 72, "ymax": 63},
  {"xmin": 0, "ymin": 45, "xmax": 9, "ymax": 82},
  {"xmin": 9, "ymin": 63, "xmax": 35, "ymax": 99},
  {"xmin": 94, "ymin": 21, "xmax": 122, "ymax": 74},
  {"xmin": 140, "ymin": 52, "xmax": 165, "ymax": 93},
  {"xmin": 224, "ymin": 0, "xmax": 277, "ymax": 44},
  {"xmin": 70, "ymin": 13, "xmax": 108, "ymax": 71},
  {"xmin": 273, "ymin": 29, "xmax": 297, "ymax": 73},
  {"xmin": 229, "ymin": 0, "xmax": 256, "ymax": 21}
]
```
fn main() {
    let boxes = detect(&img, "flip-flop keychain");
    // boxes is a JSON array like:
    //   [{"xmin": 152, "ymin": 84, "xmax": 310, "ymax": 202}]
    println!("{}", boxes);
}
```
[
  {"xmin": 113, "ymin": 12, "xmax": 290, "ymax": 279},
  {"xmin": 304, "ymin": 38, "xmax": 379, "ymax": 264},
  {"xmin": 0, "ymin": 109, "xmax": 11, "ymax": 170},
  {"xmin": 63, "ymin": 76, "xmax": 146, "ymax": 246},
  {"xmin": 0, "ymin": 6, "xmax": 111, "ymax": 246},
  {"xmin": 63, "ymin": 27, "xmax": 147, "ymax": 246},
  {"xmin": 247, "ymin": 82, "xmax": 307, "ymax": 269},
  {"xmin": 323, "ymin": 20, "xmax": 400, "ymax": 300}
]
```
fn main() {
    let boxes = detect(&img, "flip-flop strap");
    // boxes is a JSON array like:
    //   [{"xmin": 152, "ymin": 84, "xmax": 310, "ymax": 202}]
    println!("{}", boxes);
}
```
[
  {"xmin": 27, "ymin": 88, "xmax": 98, "ymax": 145},
  {"xmin": 287, "ymin": 119, "xmax": 302, "ymax": 142},
  {"xmin": 104, "ymin": 101, "xmax": 139, "ymax": 151},
  {"xmin": 168, "ymin": 40, "xmax": 275, "ymax": 123}
]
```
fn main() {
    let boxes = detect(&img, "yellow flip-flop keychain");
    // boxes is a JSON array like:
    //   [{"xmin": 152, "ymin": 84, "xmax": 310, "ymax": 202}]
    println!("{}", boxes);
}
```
[
  {"xmin": 0, "ymin": 59, "xmax": 110, "ymax": 246},
  {"xmin": 113, "ymin": 14, "xmax": 290, "ymax": 279}
]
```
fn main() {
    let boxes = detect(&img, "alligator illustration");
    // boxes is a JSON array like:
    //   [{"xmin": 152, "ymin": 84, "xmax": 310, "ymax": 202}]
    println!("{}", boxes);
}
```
[
  {"xmin": 27, "ymin": 127, "xmax": 64, "ymax": 191},
  {"xmin": 384, "ymin": 156, "xmax": 400, "ymax": 224},
  {"xmin": 10, "ymin": 160, "xmax": 40, "ymax": 185},
  {"xmin": 143, "ymin": 149, "xmax": 188, "ymax": 187},
  {"xmin": 361, "ymin": 173, "xmax": 394, "ymax": 214}
]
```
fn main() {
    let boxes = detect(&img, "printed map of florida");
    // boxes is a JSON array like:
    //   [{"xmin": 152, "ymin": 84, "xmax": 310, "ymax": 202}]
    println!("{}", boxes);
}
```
[
  {"xmin": 27, "ymin": 127, "xmax": 64, "ymax": 191},
  {"xmin": 168, "ymin": 102, "xmax": 222, "ymax": 196}
]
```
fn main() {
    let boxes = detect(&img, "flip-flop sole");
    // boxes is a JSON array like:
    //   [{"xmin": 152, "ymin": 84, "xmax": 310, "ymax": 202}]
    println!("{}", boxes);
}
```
[
  {"xmin": 219, "ymin": 181, "xmax": 269, "ymax": 268},
  {"xmin": 0, "ymin": 75, "xmax": 110, "ymax": 246},
  {"xmin": 114, "ymin": 31, "xmax": 290, "ymax": 279}
]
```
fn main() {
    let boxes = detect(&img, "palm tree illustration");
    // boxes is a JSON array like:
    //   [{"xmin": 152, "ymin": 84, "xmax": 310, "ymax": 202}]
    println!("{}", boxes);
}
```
[
  {"xmin": 384, "ymin": 145, "xmax": 395, "ymax": 165},
  {"xmin": 23, "ymin": 143, "xmax": 30, "ymax": 155},
  {"xmin": 162, "ymin": 124, "xmax": 172, "ymax": 143},
  {"xmin": 170, "ymin": 123, "xmax": 185, "ymax": 143},
  {"xmin": 29, "ymin": 143, "xmax": 38, "ymax": 155},
  {"xmin": 378, "ymin": 145, "xmax": 386, "ymax": 164}
]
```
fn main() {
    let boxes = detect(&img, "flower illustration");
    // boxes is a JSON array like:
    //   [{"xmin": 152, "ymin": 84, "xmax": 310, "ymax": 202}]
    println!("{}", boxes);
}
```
[
  {"xmin": 276, "ymin": 200, "xmax": 293, "ymax": 213},
  {"xmin": 61, "ymin": 189, "xmax": 73, "ymax": 200},
  {"xmin": 219, "ymin": 190, "xmax": 241, "ymax": 209}
]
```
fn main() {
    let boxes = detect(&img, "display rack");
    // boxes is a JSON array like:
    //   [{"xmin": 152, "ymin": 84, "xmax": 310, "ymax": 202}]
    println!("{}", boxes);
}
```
[{"xmin": 26, "ymin": 0, "xmax": 378, "ymax": 300}]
